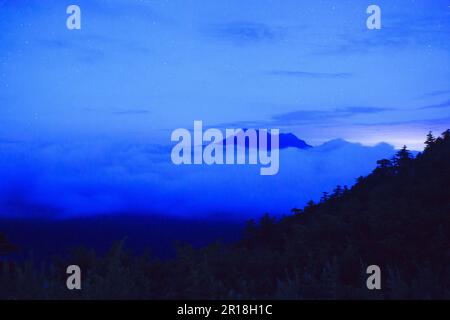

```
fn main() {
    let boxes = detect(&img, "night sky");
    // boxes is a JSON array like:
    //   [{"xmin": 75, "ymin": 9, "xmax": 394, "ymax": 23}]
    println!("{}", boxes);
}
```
[{"xmin": 1, "ymin": 0, "xmax": 449, "ymax": 149}]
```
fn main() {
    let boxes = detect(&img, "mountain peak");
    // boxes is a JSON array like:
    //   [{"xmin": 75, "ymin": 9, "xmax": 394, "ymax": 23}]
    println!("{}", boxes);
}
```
[
  {"xmin": 278, "ymin": 132, "xmax": 312, "ymax": 150},
  {"xmin": 222, "ymin": 130, "xmax": 312, "ymax": 150}
]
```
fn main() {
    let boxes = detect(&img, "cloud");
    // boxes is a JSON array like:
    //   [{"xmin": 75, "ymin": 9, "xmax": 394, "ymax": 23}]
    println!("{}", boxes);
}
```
[
  {"xmin": 314, "ymin": 11, "xmax": 450, "ymax": 56},
  {"xmin": 272, "ymin": 107, "xmax": 392, "ymax": 124},
  {"xmin": 355, "ymin": 116, "xmax": 450, "ymax": 127},
  {"xmin": 112, "ymin": 109, "xmax": 150, "ymax": 115},
  {"xmin": 204, "ymin": 22, "xmax": 281, "ymax": 45},
  {"xmin": 38, "ymin": 33, "xmax": 151, "ymax": 64},
  {"xmin": 266, "ymin": 70, "xmax": 353, "ymax": 79},
  {"xmin": 0, "ymin": 138, "xmax": 396, "ymax": 219},
  {"xmin": 418, "ymin": 99, "xmax": 450, "ymax": 110},
  {"xmin": 218, "ymin": 106, "xmax": 392, "ymax": 129},
  {"xmin": 419, "ymin": 90, "xmax": 450, "ymax": 99}
]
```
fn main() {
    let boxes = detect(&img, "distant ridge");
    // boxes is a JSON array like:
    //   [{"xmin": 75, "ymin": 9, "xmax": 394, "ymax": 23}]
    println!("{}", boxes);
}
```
[
  {"xmin": 278, "ymin": 132, "xmax": 312, "ymax": 149},
  {"xmin": 221, "ymin": 129, "xmax": 312, "ymax": 150}
]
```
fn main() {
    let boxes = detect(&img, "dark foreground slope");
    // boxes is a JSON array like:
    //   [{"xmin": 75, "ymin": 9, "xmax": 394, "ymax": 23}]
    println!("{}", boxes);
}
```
[
  {"xmin": 0, "ymin": 215, "xmax": 244, "ymax": 260},
  {"xmin": 1, "ymin": 131, "xmax": 449, "ymax": 299}
]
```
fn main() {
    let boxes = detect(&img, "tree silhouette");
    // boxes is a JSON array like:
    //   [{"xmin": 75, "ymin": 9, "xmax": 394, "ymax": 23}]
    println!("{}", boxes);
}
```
[
  {"xmin": 442, "ymin": 129, "xmax": 450, "ymax": 140},
  {"xmin": 393, "ymin": 145, "xmax": 412, "ymax": 169},
  {"xmin": 425, "ymin": 131, "xmax": 435, "ymax": 150},
  {"xmin": 320, "ymin": 192, "xmax": 329, "ymax": 203},
  {"xmin": 375, "ymin": 158, "xmax": 393, "ymax": 174},
  {"xmin": 333, "ymin": 185, "xmax": 343, "ymax": 198},
  {"xmin": 377, "ymin": 159, "xmax": 392, "ymax": 169}
]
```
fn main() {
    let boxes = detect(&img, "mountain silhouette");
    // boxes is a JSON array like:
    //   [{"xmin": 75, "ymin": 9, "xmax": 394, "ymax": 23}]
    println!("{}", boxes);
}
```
[{"xmin": 221, "ymin": 129, "xmax": 312, "ymax": 150}]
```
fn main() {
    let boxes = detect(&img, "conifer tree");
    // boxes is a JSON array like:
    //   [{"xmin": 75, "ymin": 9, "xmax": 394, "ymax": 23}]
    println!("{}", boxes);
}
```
[
  {"xmin": 393, "ymin": 145, "xmax": 412, "ymax": 168},
  {"xmin": 442, "ymin": 129, "xmax": 450, "ymax": 141},
  {"xmin": 424, "ymin": 131, "xmax": 435, "ymax": 150}
]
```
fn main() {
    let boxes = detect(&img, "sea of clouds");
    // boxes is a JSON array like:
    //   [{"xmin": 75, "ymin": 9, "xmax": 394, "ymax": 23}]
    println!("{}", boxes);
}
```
[{"xmin": 0, "ymin": 138, "xmax": 396, "ymax": 220}]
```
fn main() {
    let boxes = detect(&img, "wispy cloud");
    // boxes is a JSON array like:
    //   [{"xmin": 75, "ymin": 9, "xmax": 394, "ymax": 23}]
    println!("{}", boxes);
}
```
[
  {"xmin": 218, "ymin": 106, "xmax": 391, "ymax": 129},
  {"xmin": 273, "ymin": 107, "xmax": 391, "ymax": 123},
  {"xmin": 420, "ymin": 90, "xmax": 450, "ymax": 99},
  {"xmin": 355, "ymin": 116, "xmax": 450, "ymax": 127},
  {"xmin": 204, "ymin": 21, "xmax": 282, "ymax": 45},
  {"xmin": 267, "ymin": 70, "xmax": 353, "ymax": 79},
  {"xmin": 38, "ymin": 33, "xmax": 151, "ymax": 64},
  {"xmin": 112, "ymin": 109, "xmax": 150, "ymax": 115},
  {"xmin": 314, "ymin": 10, "xmax": 450, "ymax": 56},
  {"xmin": 418, "ymin": 99, "xmax": 450, "ymax": 110}
]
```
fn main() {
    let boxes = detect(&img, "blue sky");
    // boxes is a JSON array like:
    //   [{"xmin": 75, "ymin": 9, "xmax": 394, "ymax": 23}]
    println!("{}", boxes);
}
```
[{"xmin": 1, "ymin": 0, "xmax": 450, "ymax": 149}]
